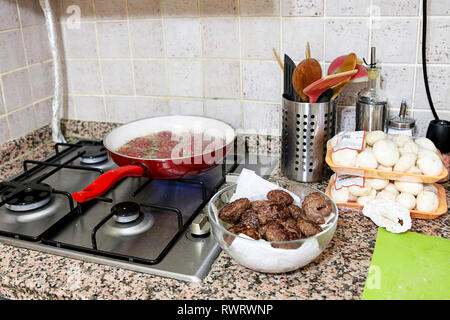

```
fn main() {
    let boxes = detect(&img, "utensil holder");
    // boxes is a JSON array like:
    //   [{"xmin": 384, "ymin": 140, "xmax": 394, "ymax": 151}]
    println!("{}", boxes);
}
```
[{"xmin": 281, "ymin": 95, "xmax": 337, "ymax": 182}]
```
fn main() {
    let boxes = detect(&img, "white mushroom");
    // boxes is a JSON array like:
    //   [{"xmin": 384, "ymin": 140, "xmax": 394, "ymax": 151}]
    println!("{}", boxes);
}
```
[
  {"xmin": 331, "ymin": 185, "xmax": 349, "ymax": 203},
  {"xmin": 416, "ymin": 191, "xmax": 439, "ymax": 212},
  {"xmin": 377, "ymin": 164, "xmax": 393, "ymax": 171},
  {"xmin": 407, "ymin": 166, "xmax": 422, "ymax": 174},
  {"xmin": 394, "ymin": 181, "xmax": 423, "ymax": 196},
  {"xmin": 415, "ymin": 137, "xmax": 438, "ymax": 153},
  {"xmin": 376, "ymin": 190, "xmax": 397, "ymax": 201},
  {"xmin": 373, "ymin": 139, "xmax": 400, "ymax": 167},
  {"xmin": 393, "ymin": 153, "xmax": 417, "ymax": 172},
  {"xmin": 365, "ymin": 131, "xmax": 387, "ymax": 147},
  {"xmin": 355, "ymin": 149, "xmax": 378, "ymax": 169},
  {"xmin": 423, "ymin": 184, "xmax": 438, "ymax": 194},
  {"xmin": 392, "ymin": 134, "xmax": 413, "ymax": 147},
  {"xmin": 417, "ymin": 155, "xmax": 443, "ymax": 176},
  {"xmin": 384, "ymin": 183, "xmax": 399, "ymax": 196},
  {"xmin": 349, "ymin": 184, "xmax": 373, "ymax": 197},
  {"xmin": 331, "ymin": 149, "xmax": 358, "ymax": 167},
  {"xmin": 367, "ymin": 178, "xmax": 390, "ymax": 190},
  {"xmin": 399, "ymin": 141, "xmax": 419, "ymax": 155},
  {"xmin": 357, "ymin": 189, "xmax": 377, "ymax": 206},
  {"xmin": 396, "ymin": 192, "xmax": 416, "ymax": 210}
]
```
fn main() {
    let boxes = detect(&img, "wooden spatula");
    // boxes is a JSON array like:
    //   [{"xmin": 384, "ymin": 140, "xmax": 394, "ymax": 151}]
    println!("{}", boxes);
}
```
[
  {"xmin": 292, "ymin": 42, "xmax": 322, "ymax": 102},
  {"xmin": 303, "ymin": 69, "xmax": 358, "ymax": 103},
  {"xmin": 330, "ymin": 53, "xmax": 357, "ymax": 101}
]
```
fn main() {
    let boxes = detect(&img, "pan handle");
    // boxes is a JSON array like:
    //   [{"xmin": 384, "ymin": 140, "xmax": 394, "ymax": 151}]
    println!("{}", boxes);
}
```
[{"xmin": 71, "ymin": 164, "xmax": 146, "ymax": 203}]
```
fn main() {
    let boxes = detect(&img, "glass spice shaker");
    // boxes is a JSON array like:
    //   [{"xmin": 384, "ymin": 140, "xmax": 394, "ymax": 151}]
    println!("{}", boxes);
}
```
[{"xmin": 388, "ymin": 98, "xmax": 416, "ymax": 136}]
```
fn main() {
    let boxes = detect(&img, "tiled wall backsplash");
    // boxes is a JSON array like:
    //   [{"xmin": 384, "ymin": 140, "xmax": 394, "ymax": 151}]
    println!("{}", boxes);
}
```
[{"xmin": 0, "ymin": 0, "xmax": 449, "ymax": 145}]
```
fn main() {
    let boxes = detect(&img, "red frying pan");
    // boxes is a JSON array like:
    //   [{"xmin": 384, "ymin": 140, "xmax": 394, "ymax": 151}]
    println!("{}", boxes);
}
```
[{"xmin": 72, "ymin": 115, "xmax": 236, "ymax": 203}]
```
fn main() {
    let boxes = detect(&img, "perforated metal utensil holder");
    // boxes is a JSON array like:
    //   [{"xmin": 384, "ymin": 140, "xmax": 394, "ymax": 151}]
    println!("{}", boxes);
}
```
[{"xmin": 281, "ymin": 96, "xmax": 337, "ymax": 182}]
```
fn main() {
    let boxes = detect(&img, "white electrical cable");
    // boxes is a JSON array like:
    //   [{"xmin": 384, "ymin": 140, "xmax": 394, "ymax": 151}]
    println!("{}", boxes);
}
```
[{"xmin": 39, "ymin": 0, "xmax": 66, "ymax": 143}]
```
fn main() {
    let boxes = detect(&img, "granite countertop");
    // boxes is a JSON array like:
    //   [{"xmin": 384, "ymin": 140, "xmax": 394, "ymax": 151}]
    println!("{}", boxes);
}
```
[{"xmin": 0, "ymin": 123, "xmax": 449, "ymax": 300}]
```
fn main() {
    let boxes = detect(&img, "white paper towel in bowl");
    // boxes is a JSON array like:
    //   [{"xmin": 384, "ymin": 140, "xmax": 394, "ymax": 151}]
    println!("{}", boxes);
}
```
[{"xmin": 230, "ymin": 168, "xmax": 301, "ymax": 203}]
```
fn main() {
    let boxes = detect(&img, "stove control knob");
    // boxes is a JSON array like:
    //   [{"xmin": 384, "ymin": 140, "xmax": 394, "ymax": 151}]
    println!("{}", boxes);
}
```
[{"xmin": 190, "ymin": 213, "xmax": 211, "ymax": 238}]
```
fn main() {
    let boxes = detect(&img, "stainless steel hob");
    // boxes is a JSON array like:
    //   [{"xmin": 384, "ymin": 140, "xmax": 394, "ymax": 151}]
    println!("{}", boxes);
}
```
[{"xmin": 0, "ymin": 140, "xmax": 278, "ymax": 282}]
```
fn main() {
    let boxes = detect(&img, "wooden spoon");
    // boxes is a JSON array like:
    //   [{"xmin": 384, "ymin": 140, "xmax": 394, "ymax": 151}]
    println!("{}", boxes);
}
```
[
  {"xmin": 292, "ymin": 42, "xmax": 322, "ymax": 102},
  {"xmin": 331, "ymin": 53, "xmax": 357, "ymax": 101},
  {"xmin": 303, "ymin": 69, "xmax": 358, "ymax": 103}
]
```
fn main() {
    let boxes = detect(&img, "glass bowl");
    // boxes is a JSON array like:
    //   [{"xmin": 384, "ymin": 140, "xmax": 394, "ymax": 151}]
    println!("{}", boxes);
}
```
[{"xmin": 207, "ymin": 180, "xmax": 339, "ymax": 273}]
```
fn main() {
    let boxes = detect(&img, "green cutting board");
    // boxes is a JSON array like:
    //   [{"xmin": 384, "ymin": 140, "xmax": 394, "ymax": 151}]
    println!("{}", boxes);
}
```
[{"xmin": 362, "ymin": 228, "xmax": 450, "ymax": 300}]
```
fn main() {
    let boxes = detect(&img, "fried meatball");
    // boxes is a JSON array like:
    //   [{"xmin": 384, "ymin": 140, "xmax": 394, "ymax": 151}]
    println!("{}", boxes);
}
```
[
  {"xmin": 219, "ymin": 198, "xmax": 250, "ymax": 224},
  {"xmin": 287, "ymin": 204, "xmax": 304, "ymax": 220},
  {"xmin": 267, "ymin": 190, "xmax": 294, "ymax": 206},
  {"xmin": 255, "ymin": 202, "xmax": 290, "ymax": 225},
  {"xmin": 281, "ymin": 218, "xmax": 302, "ymax": 239},
  {"xmin": 228, "ymin": 224, "xmax": 261, "ymax": 240},
  {"xmin": 302, "ymin": 192, "xmax": 333, "ymax": 224},
  {"xmin": 263, "ymin": 222, "xmax": 296, "ymax": 242},
  {"xmin": 239, "ymin": 209, "xmax": 260, "ymax": 229},
  {"xmin": 251, "ymin": 200, "xmax": 273, "ymax": 209},
  {"xmin": 297, "ymin": 219, "xmax": 322, "ymax": 237}
]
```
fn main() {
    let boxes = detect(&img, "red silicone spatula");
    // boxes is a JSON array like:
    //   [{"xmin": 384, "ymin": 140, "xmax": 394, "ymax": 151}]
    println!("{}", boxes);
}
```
[{"xmin": 303, "ymin": 69, "xmax": 358, "ymax": 103}]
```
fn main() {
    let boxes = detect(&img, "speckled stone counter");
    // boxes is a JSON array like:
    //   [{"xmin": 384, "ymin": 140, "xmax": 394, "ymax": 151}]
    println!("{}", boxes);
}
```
[{"xmin": 0, "ymin": 122, "xmax": 449, "ymax": 300}]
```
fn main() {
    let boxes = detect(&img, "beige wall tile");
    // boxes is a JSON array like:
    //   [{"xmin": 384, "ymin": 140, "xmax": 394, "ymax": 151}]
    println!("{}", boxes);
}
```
[
  {"xmin": 135, "ymin": 97, "xmax": 169, "ymax": 119},
  {"xmin": 325, "ymin": 0, "xmax": 370, "ymax": 16},
  {"xmin": 415, "ymin": 65, "xmax": 450, "ymax": 111},
  {"xmin": 240, "ymin": 0, "xmax": 280, "ymax": 17},
  {"xmin": 97, "ymin": 21, "xmax": 130, "ymax": 59},
  {"xmin": 134, "ymin": 60, "xmax": 168, "ymax": 96},
  {"xmin": 0, "ymin": 117, "xmax": 10, "ymax": 144},
  {"xmin": 170, "ymin": 99, "xmax": 204, "ymax": 115},
  {"xmin": 203, "ymin": 60, "xmax": 240, "ymax": 99},
  {"xmin": 242, "ymin": 61, "xmax": 281, "ymax": 102},
  {"xmin": 0, "ymin": 30, "xmax": 26, "ymax": 73},
  {"xmin": 61, "ymin": 22, "xmax": 98, "ymax": 59},
  {"xmin": 167, "ymin": 59, "xmax": 202, "ymax": 97},
  {"xmin": 66, "ymin": 60, "xmax": 103, "ymax": 94},
  {"xmin": 164, "ymin": 19, "xmax": 201, "ymax": 58},
  {"xmin": 162, "ymin": 0, "xmax": 198, "ymax": 17},
  {"xmin": 372, "ymin": 0, "xmax": 419, "ymax": 16},
  {"xmin": 201, "ymin": 18, "xmax": 239, "ymax": 59},
  {"xmin": 205, "ymin": 100, "xmax": 241, "ymax": 129},
  {"xmin": 18, "ymin": 0, "xmax": 45, "ymax": 27},
  {"xmin": 199, "ymin": 0, "xmax": 238, "ymax": 16},
  {"xmin": 380, "ymin": 65, "xmax": 415, "ymax": 108},
  {"xmin": 422, "ymin": 18, "xmax": 450, "ymax": 64},
  {"xmin": 61, "ymin": 94, "xmax": 77, "ymax": 119},
  {"xmin": 372, "ymin": 18, "xmax": 418, "ymax": 63},
  {"xmin": 33, "ymin": 98, "xmax": 53, "ymax": 128},
  {"xmin": 94, "ymin": 0, "xmax": 127, "ymax": 20},
  {"xmin": 429, "ymin": 0, "xmax": 450, "ymax": 15},
  {"xmin": 29, "ymin": 61, "xmax": 53, "ymax": 101},
  {"xmin": 129, "ymin": 20, "xmax": 164, "ymax": 58},
  {"xmin": 282, "ymin": 0, "xmax": 323, "ymax": 17},
  {"xmin": 325, "ymin": 19, "xmax": 369, "ymax": 62},
  {"xmin": 22, "ymin": 25, "xmax": 51, "ymax": 64},
  {"xmin": 74, "ymin": 95, "xmax": 106, "ymax": 121},
  {"xmin": 0, "ymin": 89, "xmax": 4, "ymax": 115},
  {"xmin": 8, "ymin": 106, "xmax": 36, "ymax": 139},
  {"xmin": 243, "ymin": 102, "xmax": 280, "ymax": 133},
  {"xmin": 282, "ymin": 18, "xmax": 323, "ymax": 62},
  {"xmin": 1, "ymin": 69, "xmax": 33, "ymax": 112},
  {"xmin": 101, "ymin": 60, "xmax": 134, "ymax": 95},
  {"xmin": 0, "ymin": 0, "xmax": 20, "ymax": 31},
  {"xmin": 128, "ymin": 0, "xmax": 161, "ymax": 19},
  {"xmin": 106, "ymin": 96, "xmax": 136, "ymax": 123},
  {"xmin": 241, "ymin": 18, "xmax": 280, "ymax": 59}
]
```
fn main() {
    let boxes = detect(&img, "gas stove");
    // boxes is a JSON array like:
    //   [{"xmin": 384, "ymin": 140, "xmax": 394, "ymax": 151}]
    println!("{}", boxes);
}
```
[{"xmin": 0, "ymin": 140, "xmax": 278, "ymax": 282}]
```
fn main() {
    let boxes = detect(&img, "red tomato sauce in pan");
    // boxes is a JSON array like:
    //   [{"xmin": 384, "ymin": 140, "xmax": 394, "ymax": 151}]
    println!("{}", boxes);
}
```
[{"xmin": 117, "ymin": 131, "xmax": 226, "ymax": 159}]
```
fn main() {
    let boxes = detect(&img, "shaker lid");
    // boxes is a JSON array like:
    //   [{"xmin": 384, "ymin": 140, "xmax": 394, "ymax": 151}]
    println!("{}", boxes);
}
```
[{"xmin": 388, "ymin": 98, "xmax": 415, "ymax": 129}]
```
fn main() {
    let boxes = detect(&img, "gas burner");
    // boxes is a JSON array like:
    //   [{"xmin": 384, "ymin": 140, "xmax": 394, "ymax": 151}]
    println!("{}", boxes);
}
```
[
  {"xmin": 80, "ymin": 145, "xmax": 108, "ymax": 164},
  {"xmin": 2, "ymin": 184, "xmax": 52, "ymax": 212},
  {"xmin": 112, "ymin": 202, "xmax": 141, "ymax": 224}
]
